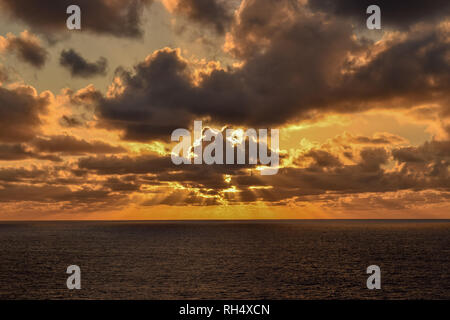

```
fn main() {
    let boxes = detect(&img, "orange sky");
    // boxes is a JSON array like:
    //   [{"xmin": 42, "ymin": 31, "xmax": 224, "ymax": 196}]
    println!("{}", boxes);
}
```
[{"xmin": 0, "ymin": 0, "xmax": 449, "ymax": 220}]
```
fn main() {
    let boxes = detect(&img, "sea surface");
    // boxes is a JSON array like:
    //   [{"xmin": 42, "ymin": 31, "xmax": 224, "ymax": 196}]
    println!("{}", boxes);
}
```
[{"xmin": 0, "ymin": 220, "xmax": 448, "ymax": 299}]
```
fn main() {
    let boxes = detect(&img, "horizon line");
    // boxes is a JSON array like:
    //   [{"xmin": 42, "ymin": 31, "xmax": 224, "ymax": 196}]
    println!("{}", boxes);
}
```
[{"xmin": 1, "ymin": 218, "xmax": 449, "ymax": 222}]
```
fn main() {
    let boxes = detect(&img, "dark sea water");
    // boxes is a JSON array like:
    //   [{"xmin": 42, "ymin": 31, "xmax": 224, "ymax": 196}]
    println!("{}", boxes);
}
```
[{"xmin": 0, "ymin": 220, "xmax": 448, "ymax": 300}]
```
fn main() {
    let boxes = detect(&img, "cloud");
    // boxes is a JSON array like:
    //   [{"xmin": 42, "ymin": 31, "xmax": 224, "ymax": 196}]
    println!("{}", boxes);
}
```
[
  {"xmin": 117, "ymin": 135, "xmax": 448, "ymax": 206},
  {"xmin": 0, "ymin": 0, "xmax": 153, "ymax": 39},
  {"xmin": 0, "ymin": 135, "xmax": 124, "ymax": 161},
  {"xmin": 0, "ymin": 31, "xmax": 48, "ymax": 68},
  {"xmin": 0, "ymin": 132, "xmax": 448, "ymax": 209},
  {"xmin": 308, "ymin": 0, "xmax": 450, "ymax": 29},
  {"xmin": 59, "ymin": 115, "xmax": 84, "ymax": 128},
  {"xmin": 92, "ymin": 0, "xmax": 449, "ymax": 142},
  {"xmin": 226, "ymin": 146, "xmax": 447, "ymax": 204},
  {"xmin": 71, "ymin": 139, "xmax": 438, "ymax": 206},
  {"xmin": 335, "ymin": 27, "xmax": 450, "ymax": 112},
  {"xmin": 0, "ymin": 167, "xmax": 47, "ymax": 182},
  {"xmin": 30, "ymin": 135, "xmax": 126, "ymax": 155},
  {"xmin": 0, "ymin": 0, "xmax": 448, "ymax": 214},
  {"xmin": 0, "ymin": 165, "xmax": 131, "ymax": 211},
  {"xmin": 103, "ymin": 177, "xmax": 141, "ymax": 192},
  {"xmin": 162, "ymin": 0, "xmax": 232, "ymax": 34},
  {"xmin": 0, "ymin": 183, "xmax": 118, "ymax": 205},
  {"xmin": 77, "ymin": 154, "xmax": 176, "ymax": 175},
  {"xmin": 320, "ymin": 190, "xmax": 450, "ymax": 211},
  {"xmin": 303, "ymin": 149, "xmax": 342, "ymax": 168},
  {"xmin": 393, "ymin": 140, "xmax": 450, "ymax": 165},
  {"xmin": 0, "ymin": 143, "xmax": 61, "ymax": 161},
  {"xmin": 0, "ymin": 85, "xmax": 51, "ymax": 143},
  {"xmin": 95, "ymin": 48, "xmax": 199, "ymax": 141},
  {"xmin": 332, "ymin": 132, "xmax": 408, "ymax": 145},
  {"xmin": 0, "ymin": 65, "xmax": 8, "ymax": 83},
  {"xmin": 60, "ymin": 49, "xmax": 108, "ymax": 78}
]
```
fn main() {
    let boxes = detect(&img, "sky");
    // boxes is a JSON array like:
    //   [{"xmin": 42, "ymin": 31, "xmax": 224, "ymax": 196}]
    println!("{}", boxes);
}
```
[{"xmin": 0, "ymin": 0, "xmax": 448, "ymax": 220}]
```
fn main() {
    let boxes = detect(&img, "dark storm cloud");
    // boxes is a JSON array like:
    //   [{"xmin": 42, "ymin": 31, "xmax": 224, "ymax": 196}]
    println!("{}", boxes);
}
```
[
  {"xmin": 93, "ymin": 0, "xmax": 449, "ymax": 142},
  {"xmin": 166, "ymin": 0, "xmax": 232, "ymax": 34},
  {"xmin": 0, "ymin": 31, "xmax": 48, "ymax": 68},
  {"xmin": 308, "ymin": 0, "xmax": 450, "ymax": 29},
  {"xmin": 0, "ymin": 86, "xmax": 50, "ymax": 143},
  {"xmin": 60, "ymin": 49, "xmax": 108, "ymax": 78},
  {"xmin": 31, "ymin": 135, "xmax": 126, "ymax": 155},
  {"xmin": 0, "ymin": 0, "xmax": 153, "ymax": 38}
]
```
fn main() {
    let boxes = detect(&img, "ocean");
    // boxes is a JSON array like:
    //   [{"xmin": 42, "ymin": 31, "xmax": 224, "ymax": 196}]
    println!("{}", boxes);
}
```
[{"xmin": 0, "ymin": 220, "xmax": 448, "ymax": 299}]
